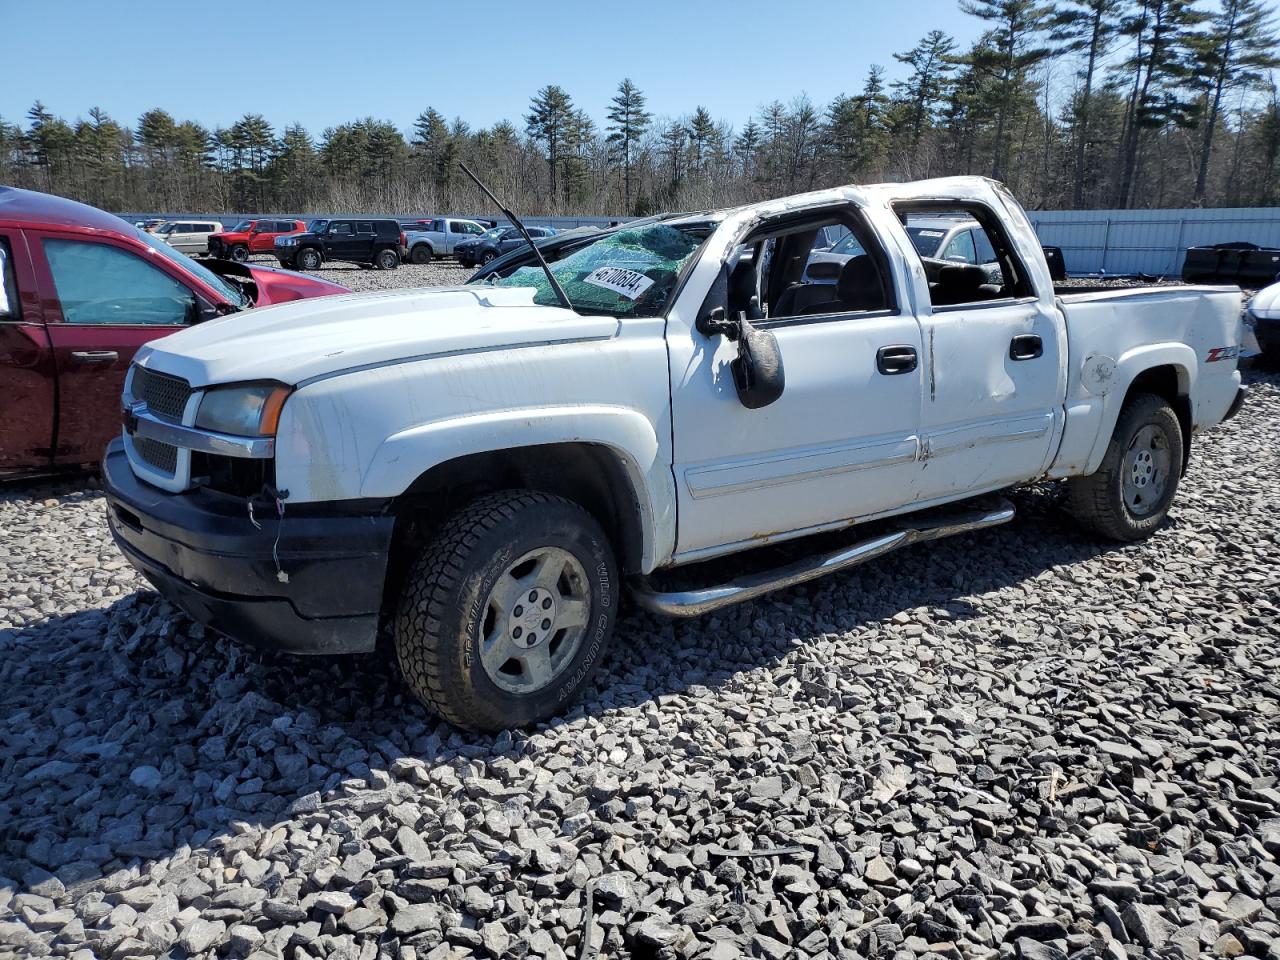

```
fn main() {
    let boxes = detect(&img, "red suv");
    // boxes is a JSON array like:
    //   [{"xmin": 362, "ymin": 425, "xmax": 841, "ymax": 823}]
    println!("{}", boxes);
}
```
[
  {"xmin": 0, "ymin": 188, "xmax": 348, "ymax": 478},
  {"xmin": 207, "ymin": 218, "xmax": 307, "ymax": 262}
]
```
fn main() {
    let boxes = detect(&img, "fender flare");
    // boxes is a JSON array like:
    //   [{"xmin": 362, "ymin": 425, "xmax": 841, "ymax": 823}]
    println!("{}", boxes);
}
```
[
  {"xmin": 1081, "ymin": 342, "xmax": 1196, "ymax": 475},
  {"xmin": 360, "ymin": 405, "xmax": 675, "ymax": 572}
]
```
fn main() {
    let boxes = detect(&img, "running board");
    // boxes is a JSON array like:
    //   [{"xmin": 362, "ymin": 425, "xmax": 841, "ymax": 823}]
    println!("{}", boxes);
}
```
[{"xmin": 631, "ymin": 499, "xmax": 1015, "ymax": 617}]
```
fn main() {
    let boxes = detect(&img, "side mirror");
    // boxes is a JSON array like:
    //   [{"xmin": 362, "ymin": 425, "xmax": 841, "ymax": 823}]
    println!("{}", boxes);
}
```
[
  {"xmin": 698, "ymin": 306, "xmax": 785, "ymax": 410},
  {"xmin": 731, "ymin": 314, "xmax": 785, "ymax": 409}
]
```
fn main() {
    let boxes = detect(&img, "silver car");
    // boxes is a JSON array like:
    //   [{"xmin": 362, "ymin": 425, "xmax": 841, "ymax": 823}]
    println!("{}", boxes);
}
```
[{"xmin": 152, "ymin": 220, "xmax": 225, "ymax": 256}]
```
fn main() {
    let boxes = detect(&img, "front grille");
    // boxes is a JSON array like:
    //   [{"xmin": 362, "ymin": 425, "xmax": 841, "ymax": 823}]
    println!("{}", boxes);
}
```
[
  {"xmin": 137, "ymin": 368, "xmax": 192, "ymax": 422},
  {"xmin": 133, "ymin": 436, "xmax": 178, "ymax": 475}
]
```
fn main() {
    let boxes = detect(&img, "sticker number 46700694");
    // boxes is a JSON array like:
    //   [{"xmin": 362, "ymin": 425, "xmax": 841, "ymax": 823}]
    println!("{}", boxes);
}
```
[{"xmin": 1206, "ymin": 346, "xmax": 1240, "ymax": 362}]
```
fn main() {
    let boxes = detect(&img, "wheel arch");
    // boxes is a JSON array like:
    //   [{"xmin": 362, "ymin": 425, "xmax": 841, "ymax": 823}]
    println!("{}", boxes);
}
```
[
  {"xmin": 390, "ymin": 439, "xmax": 647, "ymax": 567},
  {"xmin": 1087, "ymin": 345, "xmax": 1196, "ymax": 474}
]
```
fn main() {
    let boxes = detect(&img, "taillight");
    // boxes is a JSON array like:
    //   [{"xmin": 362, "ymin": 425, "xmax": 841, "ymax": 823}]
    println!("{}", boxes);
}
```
[{"xmin": 400, "ymin": 232, "xmax": 407, "ymax": 247}]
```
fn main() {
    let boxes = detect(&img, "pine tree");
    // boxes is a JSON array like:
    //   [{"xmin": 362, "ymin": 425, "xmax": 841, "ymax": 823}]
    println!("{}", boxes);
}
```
[
  {"xmin": 605, "ymin": 79, "xmax": 651, "ymax": 209},
  {"xmin": 960, "ymin": 0, "xmax": 1055, "ymax": 179},
  {"xmin": 733, "ymin": 120, "xmax": 762, "ymax": 181},
  {"xmin": 525, "ymin": 85, "xmax": 574, "ymax": 203},
  {"xmin": 1187, "ymin": 0, "xmax": 1280, "ymax": 203},
  {"xmin": 892, "ymin": 30, "xmax": 958, "ymax": 146},
  {"xmin": 1052, "ymin": 0, "xmax": 1126, "ymax": 206},
  {"xmin": 1112, "ymin": 0, "xmax": 1203, "ymax": 207}
]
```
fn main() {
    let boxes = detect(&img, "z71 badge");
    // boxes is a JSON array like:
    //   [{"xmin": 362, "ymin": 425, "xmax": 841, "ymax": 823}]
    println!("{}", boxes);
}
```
[{"xmin": 1206, "ymin": 346, "xmax": 1240, "ymax": 362}]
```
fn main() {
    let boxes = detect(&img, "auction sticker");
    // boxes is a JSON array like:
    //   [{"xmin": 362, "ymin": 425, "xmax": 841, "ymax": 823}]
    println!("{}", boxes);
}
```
[{"xmin": 583, "ymin": 267, "xmax": 655, "ymax": 300}]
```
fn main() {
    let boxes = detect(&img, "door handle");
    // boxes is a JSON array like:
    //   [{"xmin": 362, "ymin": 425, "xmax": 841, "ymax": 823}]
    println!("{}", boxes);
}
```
[
  {"xmin": 876, "ymin": 344, "xmax": 918, "ymax": 375},
  {"xmin": 1009, "ymin": 334, "xmax": 1043, "ymax": 361},
  {"xmin": 70, "ymin": 350, "xmax": 119, "ymax": 364}
]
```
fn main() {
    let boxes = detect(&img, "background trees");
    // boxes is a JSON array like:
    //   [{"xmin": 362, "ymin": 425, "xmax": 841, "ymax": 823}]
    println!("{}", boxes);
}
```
[{"xmin": 4, "ymin": 0, "xmax": 1277, "ymax": 216}]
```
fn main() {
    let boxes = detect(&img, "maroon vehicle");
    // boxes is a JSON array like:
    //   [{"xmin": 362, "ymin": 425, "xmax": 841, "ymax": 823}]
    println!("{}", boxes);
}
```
[
  {"xmin": 0, "ymin": 187, "xmax": 348, "ymax": 478},
  {"xmin": 207, "ymin": 218, "xmax": 307, "ymax": 262}
]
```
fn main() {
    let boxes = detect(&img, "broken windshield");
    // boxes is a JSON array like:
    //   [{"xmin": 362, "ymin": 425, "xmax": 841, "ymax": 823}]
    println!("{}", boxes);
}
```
[{"xmin": 478, "ymin": 222, "xmax": 707, "ymax": 318}]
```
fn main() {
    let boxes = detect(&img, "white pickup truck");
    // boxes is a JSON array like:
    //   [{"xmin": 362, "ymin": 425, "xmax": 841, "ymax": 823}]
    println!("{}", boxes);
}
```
[{"xmin": 103, "ymin": 177, "xmax": 1247, "ymax": 730}]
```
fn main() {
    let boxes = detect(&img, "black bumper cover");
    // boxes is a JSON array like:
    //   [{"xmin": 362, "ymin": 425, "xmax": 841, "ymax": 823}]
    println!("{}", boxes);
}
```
[{"xmin": 102, "ymin": 439, "xmax": 394, "ymax": 655}]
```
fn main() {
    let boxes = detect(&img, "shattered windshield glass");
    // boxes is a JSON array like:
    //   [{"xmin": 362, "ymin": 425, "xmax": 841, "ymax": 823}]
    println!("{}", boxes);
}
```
[{"xmin": 480, "ymin": 222, "xmax": 705, "ymax": 317}]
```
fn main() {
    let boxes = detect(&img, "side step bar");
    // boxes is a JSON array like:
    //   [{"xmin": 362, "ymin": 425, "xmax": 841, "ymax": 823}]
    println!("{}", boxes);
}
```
[{"xmin": 630, "ymin": 499, "xmax": 1015, "ymax": 617}]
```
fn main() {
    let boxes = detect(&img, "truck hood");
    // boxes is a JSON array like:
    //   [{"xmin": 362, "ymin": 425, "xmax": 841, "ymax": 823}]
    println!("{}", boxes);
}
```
[
  {"xmin": 134, "ymin": 285, "xmax": 617, "ymax": 388},
  {"xmin": 1249, "ymin": 279, "xmax": 1280, "ymax": 318}
]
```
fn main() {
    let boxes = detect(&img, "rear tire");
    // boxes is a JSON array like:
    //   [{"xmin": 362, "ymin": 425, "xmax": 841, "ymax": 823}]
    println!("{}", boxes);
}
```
[
  {"xmin": 376, "ymin": 248, "xmax": 400, "ymax": 270},
  {"xmin": 394, "ymin": 490, "xmax": 618, "ymax": 731},
  {"xmin": 1066, "ymin": 392, "xmax": 1182, "ymax": 541},
  {"xmin": 410, "ymin": 244, "xmax": 432, "ymax": 265},
  {"xmin": 230, "ymin": 244, "xmax": 249, "ymax": 263}
]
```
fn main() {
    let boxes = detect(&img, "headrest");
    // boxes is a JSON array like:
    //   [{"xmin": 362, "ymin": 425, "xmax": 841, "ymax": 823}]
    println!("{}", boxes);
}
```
[
  {"xmin": 836, "ymin": 255, "xmax": 884, "ymax": 307},
  {"xmin": 808, "ymin": 260, "xmax": 840, "ymax": 281},
  {"xmin": 938, "ymin": 264, "xmax": 988, "ymax": 291}
]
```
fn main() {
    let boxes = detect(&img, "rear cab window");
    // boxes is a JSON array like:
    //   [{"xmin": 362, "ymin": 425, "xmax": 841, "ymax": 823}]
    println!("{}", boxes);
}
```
[{"xmin": 892, "ymin": 203, "xmax": 1034, "ymax": 309}]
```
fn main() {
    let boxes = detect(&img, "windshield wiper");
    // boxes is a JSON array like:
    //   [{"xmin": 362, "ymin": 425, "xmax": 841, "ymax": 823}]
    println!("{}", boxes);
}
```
[{"xmin": 459, "ymin": 162, "xmax": 573, "ymax": 313}]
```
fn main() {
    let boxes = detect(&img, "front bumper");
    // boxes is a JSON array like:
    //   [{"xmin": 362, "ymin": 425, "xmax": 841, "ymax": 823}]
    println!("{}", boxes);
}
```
[
  {"xmin": 102, "ymin": 439, "xmax": 394, "ymax": 655},
  {"xmin": 1252, "ymin": 315, "xmax": 1280, "ymax": 355}
]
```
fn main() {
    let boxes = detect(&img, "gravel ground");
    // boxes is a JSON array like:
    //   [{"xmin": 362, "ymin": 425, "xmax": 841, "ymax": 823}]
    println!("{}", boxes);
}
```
[{"xmin": 1, "ymin": 259, "xmax": 1278, "ymax": 960}]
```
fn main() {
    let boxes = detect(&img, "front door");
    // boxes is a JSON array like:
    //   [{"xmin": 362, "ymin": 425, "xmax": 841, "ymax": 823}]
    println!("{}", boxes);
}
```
[
  {"xmin": 894, "ymin": 202, "xmax": 1065, "ymax": 500},
  {"xmin": 668, "ymin": 206, "xmax": 926, "ymax": 561},
  {"xmin": 0, "ymin": 229, "xmax": 56, "ymax": 473},
  {"xmin": 29, "ymin": 231, "xmax": 199, "ymax": 465}
]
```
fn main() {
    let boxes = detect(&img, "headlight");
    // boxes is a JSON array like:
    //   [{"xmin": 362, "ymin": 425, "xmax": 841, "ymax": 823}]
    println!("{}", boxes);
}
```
[
  {"xmin": 276, "ymin": 236, "xmax": 297, "ymax": 246},
  {"xmin": 195, "ymin": 383, "xmax": 291, "ymax": 437}
]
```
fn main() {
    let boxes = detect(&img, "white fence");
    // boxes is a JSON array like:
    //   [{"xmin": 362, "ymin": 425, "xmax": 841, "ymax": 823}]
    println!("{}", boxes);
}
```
[{"xmin": 1026, "ymin": 207, "xmax": 1280, "ymax": 277}]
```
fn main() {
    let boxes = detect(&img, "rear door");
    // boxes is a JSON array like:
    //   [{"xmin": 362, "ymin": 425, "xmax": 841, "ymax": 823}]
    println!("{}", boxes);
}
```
[
  {"xmin": 354, "ymin": 221, "xmax": 377, "ymax": 260},
  {"xmin": 892, "ymin": 200, "xmax": 1065, "ymax": 500},
  {"xmin": 29, "ymin": 230, "xmax": 203, "ymax": 465},
  {"xmin": 0, "ymin": 229, "xmax": 56, "ymax": 473}
]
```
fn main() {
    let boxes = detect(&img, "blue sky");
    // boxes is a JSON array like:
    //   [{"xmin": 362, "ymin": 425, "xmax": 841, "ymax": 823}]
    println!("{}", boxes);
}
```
[{"xmin": 4, "ymin": 0, "xmax": 986, "ymax": 136}]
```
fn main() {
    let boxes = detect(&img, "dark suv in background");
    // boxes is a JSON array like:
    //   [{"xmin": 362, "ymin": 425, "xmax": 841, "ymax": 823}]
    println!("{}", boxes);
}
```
[
  {"xmin": 454, "ymin": 225, "xmax": 557, "ymax": 267},
  {"xmin": 275, "ymin": 218, "xmax": 405, "ymax": 270}
]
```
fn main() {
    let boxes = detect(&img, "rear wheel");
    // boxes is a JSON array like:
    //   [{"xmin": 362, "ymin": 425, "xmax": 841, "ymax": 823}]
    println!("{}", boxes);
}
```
[
  {"xmin": 1066, "ymin": 392, "xmax": 1182, "ymax": 541},
  {"xmin": 394, "ymin": 490, "xmax": 618, "ymax": 731},
  {"xmin": 376, "ymin": 248, "xmax": 400, "ymax": 270},
  {"xmin": 297, "ymin": 248, "xmax": 322, "ymax": 271},
  {"xmin": 410, "ymin": 244, "xmax": 432, "ymax": 264}
]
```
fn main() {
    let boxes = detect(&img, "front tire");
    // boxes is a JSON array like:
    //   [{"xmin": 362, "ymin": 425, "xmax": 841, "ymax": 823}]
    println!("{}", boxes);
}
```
[
  {"xmin": 376, "ymin": 248, "xmax": 400, "ymax": 270},
  {"xmin": 297, "ymin": 248, "xmax": 322, "ymax": 271},
  {"xmin": 395, "ymin": 491, "xmax": 619, "ymax": 731},
  {"xmin": 409, "ymin": 244, "xmax": 432, "ymax": 265},
  {"xmin": 1066, "ymin": 392, "xmax": 1183, "ymax": 541},
  {"xmin": 230, "ymin": 244, "xmax": 249, "ymax": 263}
]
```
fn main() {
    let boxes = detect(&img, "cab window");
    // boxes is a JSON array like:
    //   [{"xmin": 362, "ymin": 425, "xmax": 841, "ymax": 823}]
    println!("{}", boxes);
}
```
[
  {"xmin": 731, "ymin": 211, "xmax": 893, "ymax": 322},
  {"xmin": 329, "ymin": 222, "xmax": 354, "ymax": 237},
  {"xmin": 892, "ymin": 203, "xmax": 1034, "ymax": 308},
  {"xmin": 42, "ymin": 239, "xmax": 196, "ymax": 326}
]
